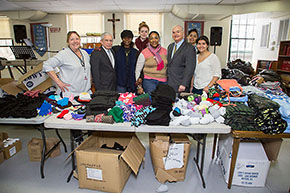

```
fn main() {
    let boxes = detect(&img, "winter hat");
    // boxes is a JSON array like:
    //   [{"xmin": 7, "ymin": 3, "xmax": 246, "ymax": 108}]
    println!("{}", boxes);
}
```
[
  {"xmin": 121, "ymin": 30, "xmax": 134, "ymax": 39},
  {"xmin": 79, "ymin": 92, "xmax": 91, "ymax": 102}
]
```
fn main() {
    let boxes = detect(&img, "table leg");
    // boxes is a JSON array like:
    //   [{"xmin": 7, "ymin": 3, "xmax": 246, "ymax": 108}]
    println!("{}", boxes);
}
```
[
  {"xmin": 55, "ymin": 129, "xmax": 67, "ymax": 152},
  {"xmin": 39, "ymin": 126, "xmax": 47, "ymax": 179},
  {"xmin": 227, "ymin": 137, "xmax": 240, "ymax": 189},
  {"xmin": 67, "ymin": 130, "xmax": 76, "ymax": 183},
  {"xmin": 212, "ymin": 134, "xmax": 218, "ymax": 159},
  {"xmin": 193, "ymin": 134, "xmax": 207, "ymax": 188}
]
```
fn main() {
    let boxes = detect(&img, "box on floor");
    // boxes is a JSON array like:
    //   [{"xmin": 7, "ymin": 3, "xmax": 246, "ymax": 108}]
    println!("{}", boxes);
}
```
[
  {"xmin": 0, "ymin": 151, "xmax": 4, "ymax": 164},
  {"xmin": 27, "ymin": 137, "xmax": 61, "ymax": 162},
  {"xmin": 260, "ymin": 138, "xmax": 283, "ymax": 161},
  {"xmin": 75, "ymin": 132, "xmax": 145, "ymax": 193},
  {"xmin": 149, "ymin": 133, "xmax": 191, "ymax": 183},
  {"xmin": 3, "ymin": 138, "xmax": 22, "ymax": 160},
  {"xmin": 0, "ymin": 132, "xmax": 22, "ymax": 160},
  {"xmin": 217, "ymin": 134, "xmax": 270, "ymax": 187}
]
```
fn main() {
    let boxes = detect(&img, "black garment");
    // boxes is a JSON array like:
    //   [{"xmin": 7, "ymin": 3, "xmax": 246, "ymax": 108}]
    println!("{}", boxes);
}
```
[
  {"xmin": 0, "ymin": 93, "xmax": 46, "ymax": 118},
  {"xmin": 86, "ymin": 90, "xmax": 119, "ymax": 116},
  {"xmin": 112, "ymin": 45, "xmax": 139, "ymax": 92},
  {"xmin": 90, "ymin": 47, "xmax": 117, "ymax": 91},
  {"xmin": 145, "ymin": 84, "xmax": 176, "ymax": 126},
  {"xmin": 223, "ymin": 103, "xmax": 257, "ymax": 131}
]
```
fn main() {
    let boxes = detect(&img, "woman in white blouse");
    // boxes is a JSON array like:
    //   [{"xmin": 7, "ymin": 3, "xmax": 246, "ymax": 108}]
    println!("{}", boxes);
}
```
[
  {"xmin": 43, "ymin": 31, "xmax": 91, "ymax": 97},
  {"xmin": 191, "ymin": 35, "xmax": 221, "ymax": 94}
]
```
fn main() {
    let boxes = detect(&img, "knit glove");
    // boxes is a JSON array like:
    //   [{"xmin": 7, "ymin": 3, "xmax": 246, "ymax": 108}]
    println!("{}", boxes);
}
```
[{"xmin": 57, "ymin": 97, "xmax": 69, "ymax": 106}]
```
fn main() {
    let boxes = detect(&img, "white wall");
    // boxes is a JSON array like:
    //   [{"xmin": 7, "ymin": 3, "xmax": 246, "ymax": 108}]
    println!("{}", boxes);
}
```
[{"xmin": 252, "ymin": 14, "xmax": 290, "ymax": 69}]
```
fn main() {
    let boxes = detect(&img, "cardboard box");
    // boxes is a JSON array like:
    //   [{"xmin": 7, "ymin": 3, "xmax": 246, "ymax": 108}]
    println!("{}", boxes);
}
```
[
  {"xmin": 149, "ymin": 133, "xmax": 191, "ymax": 183},
  {"xmin": 27, "ymin": 137, "xmax": 61, "ymax": 162},
  {"xmin": 261, "ymin": 138, "xmax": 283, "ymax": 161},
  {"xmin": 17, "ymin": 63, "xmax": 53, "ymax": 93},
  {"xmin": 217, "ymin": 134, "xmax": 270, "ymax": 187},
  {"xmin": 3, "ymin": 138, "xmax": 22, "ymax": 159},
  {"xmin": 0, "ymin": 151, "xmax": 4, "ymax": 164},
  {"xmin": 0, "ymin": 132, "xmax": 8, "ymax": 142},
  {"xmin": 76, "ymin": 132, "xmax": 145, "ymax": 193}
]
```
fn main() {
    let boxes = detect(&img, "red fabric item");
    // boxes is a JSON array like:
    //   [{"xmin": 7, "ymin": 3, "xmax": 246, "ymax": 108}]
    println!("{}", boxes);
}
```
[
  {"xmin": 135, "ymin": 36, "xmax": 149, "ymax": 52},
  {"xmin": 216, "ymin": 79, "xmax": 243, "ymax": 93},
  {"xmin": 57, "ymin": 109, "xmax": 69, "ymax": 119},
  {"xmin": 95, "ymin": 113, "xmax": 104, "ymax": 123},
  {"xmin": 206, "ymin": 98, "xmax": 223, "ymax": 107}
]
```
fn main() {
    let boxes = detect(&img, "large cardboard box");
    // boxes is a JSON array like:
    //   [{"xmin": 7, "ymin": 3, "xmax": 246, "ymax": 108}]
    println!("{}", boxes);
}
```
[
  {"xmin": 17, "ymin": 63, "xmax": 53, "ymax": 92},
  {"xmin": 0, "ymin": 132, "xmax": 8, "ymax": 142},
  {"xmin": 27, "ymin": 137, "xmax": 61, "ymax": 162},
  {"xmin": 217, "ymin": 134, "xmax": 270, "ymax": 187},
  {"xmin": 260, "ymin": 138, "xmax": 283, "ymax": 161},
  {"xmin": 3, "ymin": 138, "xmax": 22, "ymax": 160},
  {"xmin": 0, "ymin": 151, "xmax": 4, "ymax": 164},
  {"xmin": 149, "ymin": 133, "xmax": 191, "ymax": 183},
  {"xmin": 76, "ymin": 132, "xmax": 145, "ymax": 193}
]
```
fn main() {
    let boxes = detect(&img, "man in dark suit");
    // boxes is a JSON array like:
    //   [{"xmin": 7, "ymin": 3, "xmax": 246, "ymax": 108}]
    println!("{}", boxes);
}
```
[
  {"xmin": 167, "ymin": 25, "xmax": 196, "ymax": 93},
  {"xmin": 90, "ymin": 32, "xmax": 117, "ymax": 91}
]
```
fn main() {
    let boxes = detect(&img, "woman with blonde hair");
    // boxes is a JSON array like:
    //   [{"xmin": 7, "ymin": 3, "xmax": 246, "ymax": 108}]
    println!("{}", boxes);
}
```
[
  {"xmin": 135, "ymin": 21, "xmax": 150, "ymax": 52},
  {"xmin": 43, "ymin": 31, "xmax": 91, "ymax": 97}
]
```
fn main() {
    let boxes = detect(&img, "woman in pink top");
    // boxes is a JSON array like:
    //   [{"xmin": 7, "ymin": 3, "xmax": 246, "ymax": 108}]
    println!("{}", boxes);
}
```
[{"xmin": 135, "ymin": 31, "xmax": 168, "ymax": 94}]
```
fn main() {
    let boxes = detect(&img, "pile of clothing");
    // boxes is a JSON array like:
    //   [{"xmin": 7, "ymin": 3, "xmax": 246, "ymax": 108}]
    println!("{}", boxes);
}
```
[
  {"xmin": 145, "ymin": 84, "xmax": 176, "ymax": 126},
  {"xmin": 0, "ymin": 93, "xmax": 46, "ymax": 118}
]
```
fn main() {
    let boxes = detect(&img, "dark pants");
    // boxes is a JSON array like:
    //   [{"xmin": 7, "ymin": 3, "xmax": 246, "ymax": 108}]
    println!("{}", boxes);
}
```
[{"xmin": 192, "ymin": 87, "xmax": 203, "ymax": 95}]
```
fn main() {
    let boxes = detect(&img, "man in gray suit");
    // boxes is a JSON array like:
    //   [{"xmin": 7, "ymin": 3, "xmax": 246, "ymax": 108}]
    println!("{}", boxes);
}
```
[
  {"xmin": 167, "ymin": 25, "xmax": 196, "ymax": 93},
  {"xmin": 90, "ymin": 32, "xmax": 117, "ymax": 91}
]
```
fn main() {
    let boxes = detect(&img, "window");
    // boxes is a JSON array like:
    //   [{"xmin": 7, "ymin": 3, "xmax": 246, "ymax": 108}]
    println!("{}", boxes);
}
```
[
  {"xmin": 229, "ymin": 14, "xmax": 255, "ymax": 62},
  {"xmin": 260, "ymin": 23, "xmax": 271, "ymax": 48},
  {"xmin": 0, "ymin": 16, "xmax": 13, "ymax": 46},
  {"xmin": 125, "ymin": 13, "xmax": 162, "ymax": 37},
  {"xmin": 277, "ymin": 18, "xmax": 290, "ymax": 45},
  {"xmin": 67, "ymin": 14, "xmax": 104, "ymax": 46}
]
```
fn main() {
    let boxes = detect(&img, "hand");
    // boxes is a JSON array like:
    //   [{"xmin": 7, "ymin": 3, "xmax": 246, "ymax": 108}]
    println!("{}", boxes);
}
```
[
  {"xmin": 56, "ymin": 80, "xmax": 70, "ymax": 92},
  {"xmin": 203, "ymin": 86, "xmax": 209, "ymax": 93},
  {"xmin": 137, "ymin": 85, "xmax": 144, "ymax": 95},
  {"xmin": 136, "ymin": 78, "xmax": 143, "ymax": 86},
  {"xmin": 178, "ymin": 85, "xmax": 186, "ymax": 92}
]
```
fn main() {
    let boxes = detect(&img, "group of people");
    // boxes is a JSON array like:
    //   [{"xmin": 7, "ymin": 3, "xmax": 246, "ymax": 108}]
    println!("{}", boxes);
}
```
[{"xmin": 43, "ymin": 21, "xmax": 221, "ymax": 97}]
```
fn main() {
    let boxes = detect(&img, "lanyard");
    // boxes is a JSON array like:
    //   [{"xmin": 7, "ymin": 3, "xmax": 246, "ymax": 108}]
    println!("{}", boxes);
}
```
[{"xmin": 69, "ymin": 47, "xmax": 85, "ymax": 69}]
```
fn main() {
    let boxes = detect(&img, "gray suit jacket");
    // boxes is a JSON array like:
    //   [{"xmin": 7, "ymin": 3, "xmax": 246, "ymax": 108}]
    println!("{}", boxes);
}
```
[
  {"xmin": 167, "ymin": 40, "xmax": 196, "ymax": 92},
  {"xmin": 90, "ymin": 47, "xmax": 117, "ymax": 91}
]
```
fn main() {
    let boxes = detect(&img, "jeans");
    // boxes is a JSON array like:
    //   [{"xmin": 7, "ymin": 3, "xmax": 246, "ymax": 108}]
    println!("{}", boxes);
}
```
[
  {"xmin": 143, "ymin": 79, "xmax": 167, "ymax": 94},
  {"xmin": 191, "ymin": 87, "xmax": 203, "ymax": 95},
  {"xmin": 117, "ymin": 86, "xmax": 127, "ymax": 93}
]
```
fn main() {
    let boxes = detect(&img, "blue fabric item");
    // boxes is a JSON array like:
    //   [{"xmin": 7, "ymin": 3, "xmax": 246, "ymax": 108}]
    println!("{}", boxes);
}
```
[
  {"xmin": 57, "ymin": 97, "xmax": 69, "ymax": 106},
  {"xmin": 264, "ymin": 93, "xmax": 290, "ymax": 119},
  {"xmin": 223, "ymin": 95, "xmax": 248, "ymax": 102},
  {"xmin": 38, "ymin": 101, "xmax": 52, "ymax": 116},
  {"xmin": 71, "ymin": 113, "xmax": 85, "ymax": 120},
  {"xmin": 115, "ymin": 46, "xmax": 139, "ymax": 92},
  {"xmin": 143, "ymin": 79, "xmax": 167, "ymax": 94},
  {"xmin": 282, "ymin": 117, "xmax": 290, "ymax": 133},
  {"xmin": 48, "ymin": 95, "xmax": 61, "ymax": 101},
  {"xmin": 131, "ymin": 106, "xmax": 156, "ymax": 127}
]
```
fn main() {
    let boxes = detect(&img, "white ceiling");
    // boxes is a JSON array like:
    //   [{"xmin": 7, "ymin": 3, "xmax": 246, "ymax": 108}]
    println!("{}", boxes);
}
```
[{"xmin": 0, "ymin": 0, "xmax": 273, "ymax": 13}]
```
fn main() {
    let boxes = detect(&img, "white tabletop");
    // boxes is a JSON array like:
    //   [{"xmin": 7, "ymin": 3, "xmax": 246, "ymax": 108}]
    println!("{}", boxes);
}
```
[
  {"xmin": 0, "ymin": 115, "xmax": 49, "ymax": 125},
  {"xmin": 44, "ymin": 114, "xmax": 231, "ymax": 134},
  {"xmin": 44, "ymin": 114, "xmax": 135, "ymax": 132}
]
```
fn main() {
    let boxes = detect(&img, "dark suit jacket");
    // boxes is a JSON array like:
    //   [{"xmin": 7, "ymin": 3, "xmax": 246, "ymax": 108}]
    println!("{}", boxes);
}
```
[
  {"xmin": 90, "ymin": 47, "xmax": 117, "ymax": 91},
  {"xmin": 167, "ymin": 40, "xmax": 196, "ymax": 92}
]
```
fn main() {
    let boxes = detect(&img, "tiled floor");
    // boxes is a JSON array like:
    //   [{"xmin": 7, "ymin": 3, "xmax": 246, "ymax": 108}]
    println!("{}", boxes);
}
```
[{"xmin": 0, "ymin": 125, "xmax": 289, "ymax": 193}]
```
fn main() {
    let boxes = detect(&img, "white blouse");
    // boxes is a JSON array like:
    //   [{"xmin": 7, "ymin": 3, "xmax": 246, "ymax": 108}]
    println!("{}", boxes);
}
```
[{"xmin": 194, "ymin": 53, "xmax": 221, "ymax": 89}]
